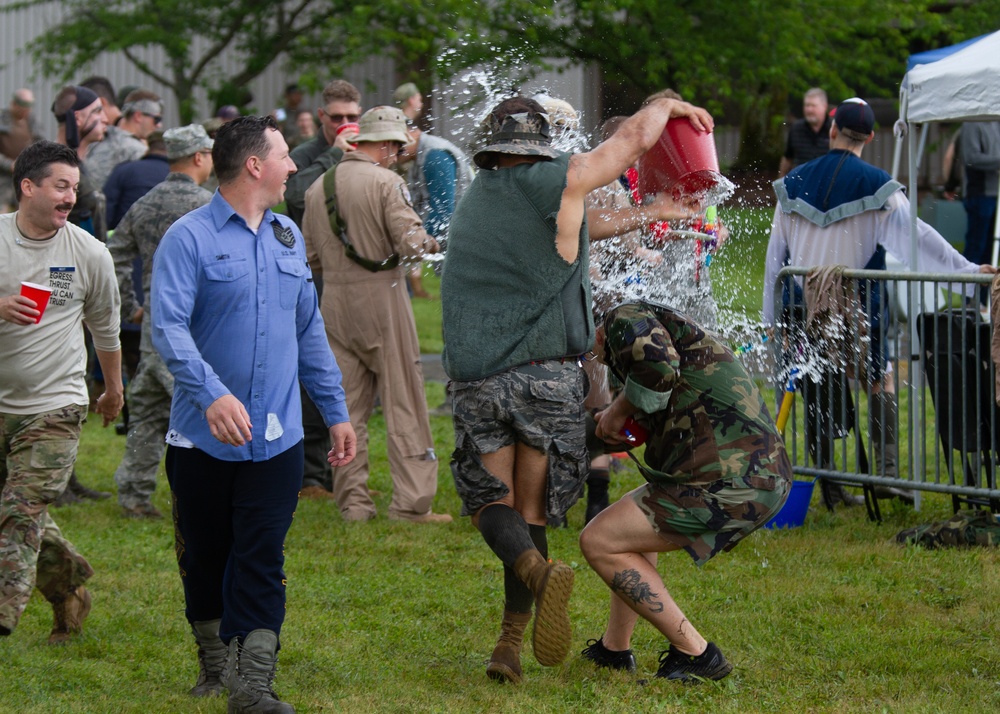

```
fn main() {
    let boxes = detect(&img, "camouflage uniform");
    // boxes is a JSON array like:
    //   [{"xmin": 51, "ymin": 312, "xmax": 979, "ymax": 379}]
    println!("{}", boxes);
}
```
[
  {"xmin": 0, "ymin": 405, "xmax": 94, "ymax": 631},
  {"xmin": 109, "ymin": 173, "xmax": 212, "ymax": 509},
  {"xmin": 602, "ymin": 302, "xmax": 792, "ymax": 566},
  {"xmin": 84, "ymin": 125, "xmax": 148, "ymax": 190}
]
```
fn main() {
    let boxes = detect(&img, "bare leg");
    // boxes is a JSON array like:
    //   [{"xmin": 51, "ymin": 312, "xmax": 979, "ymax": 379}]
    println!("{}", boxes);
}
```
[
  {"xmin": 472, "ymin": 441, "xmax": 549, "ymax": 527},
  {"xmin": 579, "ymin": 492, "xmax": 707, "ymax": 656},
  {"xmin": 601, "ymin": 551, "xmax": 656, "ymax": 652}
]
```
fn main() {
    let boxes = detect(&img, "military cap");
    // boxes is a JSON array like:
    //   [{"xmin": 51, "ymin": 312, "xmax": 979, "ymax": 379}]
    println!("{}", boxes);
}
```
[
  {"xmin": 165, "ymin": 123, "xmax": 214, "ymax": 160},
  {"xmin": 392, "ymin": 82, "xmax": 420, "ymax": 105}
]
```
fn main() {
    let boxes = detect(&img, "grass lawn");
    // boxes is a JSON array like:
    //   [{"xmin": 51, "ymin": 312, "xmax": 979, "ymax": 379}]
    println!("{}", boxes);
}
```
[{"xmin": 5, "ymin": 208, "xmax": 1000, "ymax": 713}]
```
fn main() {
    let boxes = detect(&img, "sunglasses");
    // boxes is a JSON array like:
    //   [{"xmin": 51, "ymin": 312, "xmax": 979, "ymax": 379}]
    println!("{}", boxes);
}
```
[
  {"xmin": 142, "ymin": 112, "xmax": 163, "ymax": 124},
  {"xmin": 321, "ymin": 111, "xmax": 360, "ymax": 123}
]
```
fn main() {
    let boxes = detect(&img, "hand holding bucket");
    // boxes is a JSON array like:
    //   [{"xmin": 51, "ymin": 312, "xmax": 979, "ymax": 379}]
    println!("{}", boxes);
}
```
[{"xmin": 636, "ymin": 118, "xmax": 731, "ymax": 205}]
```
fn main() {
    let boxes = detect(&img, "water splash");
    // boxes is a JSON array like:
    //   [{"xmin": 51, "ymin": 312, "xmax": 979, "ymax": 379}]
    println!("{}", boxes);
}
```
[{"xmin": 425, "ymin": 44, "xmax": 811, "ymax": 384}]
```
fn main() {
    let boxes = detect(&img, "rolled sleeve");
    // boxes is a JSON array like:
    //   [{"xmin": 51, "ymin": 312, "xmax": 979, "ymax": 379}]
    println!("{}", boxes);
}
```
[{"xmin": 624, "ymin": 376, "xmax": 673, "ymax": 414}]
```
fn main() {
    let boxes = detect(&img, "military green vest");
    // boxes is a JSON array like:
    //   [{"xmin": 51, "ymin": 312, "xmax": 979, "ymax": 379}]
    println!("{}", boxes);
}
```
[{"xmin": 441, "ymin": 152, "xmax": 593, "ymax": 381}]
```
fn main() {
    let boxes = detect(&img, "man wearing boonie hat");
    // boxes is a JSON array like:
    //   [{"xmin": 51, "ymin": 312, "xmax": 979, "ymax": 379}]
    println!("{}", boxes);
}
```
[
  {"xmin": 85, "ymin": 88, "xmax": 164, "ymax": 189},
  {"xmin": 301, "ymin": 105, "xmax": 449, "ymax": 525},
  {"xmin": 439, "ymin": 93, "xmax": 715, "ymax": 683},
  {"xmin": 766, "ymin": 97, "xmax": 997, "ymax": 508},
  {"xmin": 108, "ymin": 124, "xmax": 215, "ymax": 530}
]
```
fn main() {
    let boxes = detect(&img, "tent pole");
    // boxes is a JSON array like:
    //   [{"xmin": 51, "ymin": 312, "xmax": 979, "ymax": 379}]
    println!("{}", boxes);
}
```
[
  {"xmin": 908, "ymin": 123, "xmax": 924, "ymax": 510},
  {"xmin": 992, "ymin": 192, "xmax": 1000, "ymax": 266}
]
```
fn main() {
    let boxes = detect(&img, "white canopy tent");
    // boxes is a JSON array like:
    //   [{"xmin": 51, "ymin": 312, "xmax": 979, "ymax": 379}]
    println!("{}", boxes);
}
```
[
  {"xmin": 893, "ymin": 30, "xmax": 1000, "ymax": 506},
  {"xmin": 894, "ymin": 29, "xmax": 1000, "ymax": 266}
]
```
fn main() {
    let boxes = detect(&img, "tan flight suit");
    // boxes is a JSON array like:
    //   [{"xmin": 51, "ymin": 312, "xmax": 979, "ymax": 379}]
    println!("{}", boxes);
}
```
[{"xmin": 302, "ymin": 151, "xmax": 439, "ymax": 521}]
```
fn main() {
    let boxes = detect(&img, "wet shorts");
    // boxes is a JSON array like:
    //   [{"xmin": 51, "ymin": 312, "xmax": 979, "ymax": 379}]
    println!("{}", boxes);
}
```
[
  {"xmin": 449, "ymin": 360, "xmax": 588, "ymax": 518},
  {"xmin": 632, "ymin": 467, "xmax": 791, "ymax": 567}
]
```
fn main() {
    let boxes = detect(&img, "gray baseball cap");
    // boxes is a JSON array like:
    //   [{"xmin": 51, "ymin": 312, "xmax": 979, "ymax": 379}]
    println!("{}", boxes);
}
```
[{"xmin": 164, "ymin": 124, "xmax": 214, "ymax": 160}]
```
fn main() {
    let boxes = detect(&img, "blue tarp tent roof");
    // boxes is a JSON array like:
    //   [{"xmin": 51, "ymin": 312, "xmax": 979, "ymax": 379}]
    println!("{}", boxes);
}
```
[{"xmin": 906, "ymin": 33, "xmax": 990, "ymax": 71}]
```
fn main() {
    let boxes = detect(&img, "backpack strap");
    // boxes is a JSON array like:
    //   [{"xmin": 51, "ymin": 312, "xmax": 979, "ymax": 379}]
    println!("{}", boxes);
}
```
[{"xmin": 322, "ymin": 165, "xmax": 400, "ymax": 273}]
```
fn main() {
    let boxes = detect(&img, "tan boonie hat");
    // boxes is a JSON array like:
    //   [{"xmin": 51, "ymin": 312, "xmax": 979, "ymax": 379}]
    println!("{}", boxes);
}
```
[
  {"xmin": 473, "ymin": 111, "xmax": 560, "ymax": 170},
  {"xmin": 355, "ymin": 106, "xmax": 411, "ymax": 145},
  {"xmin": 165, "ymin": 124, "xmax": 214, "ymax": 160}
]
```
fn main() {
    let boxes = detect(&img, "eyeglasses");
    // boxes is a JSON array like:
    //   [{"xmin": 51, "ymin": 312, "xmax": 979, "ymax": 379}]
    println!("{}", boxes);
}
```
[
  {"xmin": 321, "ymin": 110, "xmax": 360, "ymax": 123},
  {"xmin": 142, "ymin": 113, "xmax": 163, "ymax": 124}
]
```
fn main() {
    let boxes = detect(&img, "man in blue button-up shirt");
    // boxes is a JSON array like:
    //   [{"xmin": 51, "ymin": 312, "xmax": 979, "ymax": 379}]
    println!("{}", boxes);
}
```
[{"xmin": 151, "ymin": 115, "xmax": 355, "ymax": 711}]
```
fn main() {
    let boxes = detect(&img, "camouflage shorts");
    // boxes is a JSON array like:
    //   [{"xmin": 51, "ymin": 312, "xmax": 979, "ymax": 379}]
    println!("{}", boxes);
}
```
[
  {"xmin": 633, "ymin": 464, "xmax": 791, "ymax": 567},
  {"xmin": 449, "ymin": 360, "xmax": 588, "ymax": 518}
]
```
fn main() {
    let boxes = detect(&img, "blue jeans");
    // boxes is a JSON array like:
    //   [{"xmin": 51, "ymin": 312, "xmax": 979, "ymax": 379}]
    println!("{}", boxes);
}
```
[{"xmin": 166, "ymin": 441, "xmax": 303, "ymax": 645}]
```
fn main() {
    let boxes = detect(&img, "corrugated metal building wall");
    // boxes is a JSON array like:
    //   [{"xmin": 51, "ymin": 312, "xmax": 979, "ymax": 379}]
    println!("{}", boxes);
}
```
[
  {"xmin": 0, "ymin": 0, "xmax": 397, "ymax": 140},
  {"xmin": 0, "ymin": 0, "xmax": 597, "ymax": 155}
]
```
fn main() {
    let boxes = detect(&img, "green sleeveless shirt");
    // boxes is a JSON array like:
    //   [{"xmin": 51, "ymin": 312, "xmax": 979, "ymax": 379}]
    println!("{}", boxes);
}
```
[{"xmin": 441, "ymin": 152, "xmax": 593, "ymax": 381}]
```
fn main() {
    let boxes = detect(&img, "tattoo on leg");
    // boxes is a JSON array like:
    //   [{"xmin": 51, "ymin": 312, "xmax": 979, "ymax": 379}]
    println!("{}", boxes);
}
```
[{"xmin": 610, "ymin": 569, "xmax": 664, "ymax": 613}]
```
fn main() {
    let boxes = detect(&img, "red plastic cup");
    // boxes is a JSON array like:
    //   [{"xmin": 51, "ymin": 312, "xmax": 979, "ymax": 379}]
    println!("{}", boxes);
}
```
[
  {"xmin": 336, "ymin": 122, "xmax": 359, "ymax": 148},
  {"xmin": 636, "ymin": 118, "xmax": 724, "ymax": 201},
  {"xmin": 20, "ymin": 281, "xmax": 52, "ymax": 324},
  {"xmin": 619, "ymin": 417, "xmax": 649, "ymax": 447}
]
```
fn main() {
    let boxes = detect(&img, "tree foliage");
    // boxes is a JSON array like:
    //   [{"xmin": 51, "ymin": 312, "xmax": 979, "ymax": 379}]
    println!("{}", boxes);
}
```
[
  {"xmin": 2, "ymin": 0, "xmax": 549, "ymax": 124},
  {"xmin": 3, "ymin": 0, "xmax": 996, "ymax": 161},
  {"xmin": 526, "ymin": 0, "xmax": 967, "ymax": 169}
]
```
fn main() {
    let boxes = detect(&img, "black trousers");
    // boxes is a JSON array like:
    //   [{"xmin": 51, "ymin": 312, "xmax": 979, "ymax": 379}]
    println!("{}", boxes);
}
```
[{"xmin": 166, "ymin": 441, "xmax": 303, "ymax": 645}]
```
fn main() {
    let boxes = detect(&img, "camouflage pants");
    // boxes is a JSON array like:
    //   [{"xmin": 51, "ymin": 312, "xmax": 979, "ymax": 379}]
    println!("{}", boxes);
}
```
[
  {"xmin": 449, "ymin": 360, "xmax": 588, "ymax": 519},
  {"xmin": 114, "ymin": 352, "xmax": 174, "ymax": 508},
  {"xmin": 0, "ymin": 404, "xmax": 94, "ymax": 632}
]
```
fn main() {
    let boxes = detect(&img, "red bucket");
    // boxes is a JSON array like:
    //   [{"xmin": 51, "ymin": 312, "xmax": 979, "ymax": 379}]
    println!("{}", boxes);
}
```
[{"xmin": 635, "ymin": 118, "xmax": 724, "ymax": 201}]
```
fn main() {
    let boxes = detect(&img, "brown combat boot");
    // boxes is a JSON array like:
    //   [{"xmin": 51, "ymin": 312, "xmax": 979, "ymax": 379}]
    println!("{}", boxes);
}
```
[
  {"xmin": 48, "ymin": 586, "xmax": 91, "ymax": 644},
  {"xmin": 513, "ymin": 550, "xmax": 574, "ymax": 667},
  {"xmin": 486, "ymin": 610, "xmax": 532, "ymax": 684}
]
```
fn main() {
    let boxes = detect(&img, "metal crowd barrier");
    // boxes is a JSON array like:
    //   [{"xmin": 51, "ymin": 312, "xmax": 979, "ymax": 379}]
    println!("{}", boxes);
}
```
[{"xmin": 772, "ymin": 266, "xmax": 1000, "ymax": 518}]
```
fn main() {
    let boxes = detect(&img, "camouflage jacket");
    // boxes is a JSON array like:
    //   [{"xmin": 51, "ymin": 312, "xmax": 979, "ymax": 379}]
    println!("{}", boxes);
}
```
[
  {"xmin": 602, "ymin": 301, "xmax": 786, "ymax": 486},
  {"xmin": 107, "ymin": 173, "xmax": 212, "ymax": 352},
  {"xmin": 84, "ymin": 125, "xmax": 147, "ymax": 190}
]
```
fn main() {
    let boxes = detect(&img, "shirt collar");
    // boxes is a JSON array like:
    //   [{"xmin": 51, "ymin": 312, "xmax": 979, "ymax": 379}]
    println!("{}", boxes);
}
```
[{"xmin": 208, "ymin": 189, "xmax": 278, "ymax": 232}]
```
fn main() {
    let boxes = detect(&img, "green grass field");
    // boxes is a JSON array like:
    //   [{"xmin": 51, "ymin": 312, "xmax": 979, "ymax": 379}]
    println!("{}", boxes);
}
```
[{"xmin": 5, "ymin": 209, "xmax": 1000, "ymax": 713}]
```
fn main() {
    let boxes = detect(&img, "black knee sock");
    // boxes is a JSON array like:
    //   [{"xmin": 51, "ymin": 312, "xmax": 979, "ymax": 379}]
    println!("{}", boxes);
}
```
[
  {"xmin": 478, "ymin": 504, "xmax": 536, "ymax": 568},
  {"xmin": 502, "ymin": 524, "xmax": 550, "ymax": 613},
  {"xmin": 587, "ymin": 468, "xmax": 610, "ymax": 499},
  {"xmin": 529, "ymin": 523, "xmax": 548, "ymax": 560}
]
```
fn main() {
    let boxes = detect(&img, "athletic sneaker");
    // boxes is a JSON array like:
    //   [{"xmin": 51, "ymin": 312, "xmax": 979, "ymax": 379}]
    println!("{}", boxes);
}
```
[
  {"xmin": 581, "ymin": 638, "xmax": 637, "ymax": 672},
  {"xmin": 655, "ymin": 642, "xmax": 732, "ymax": 682}
]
